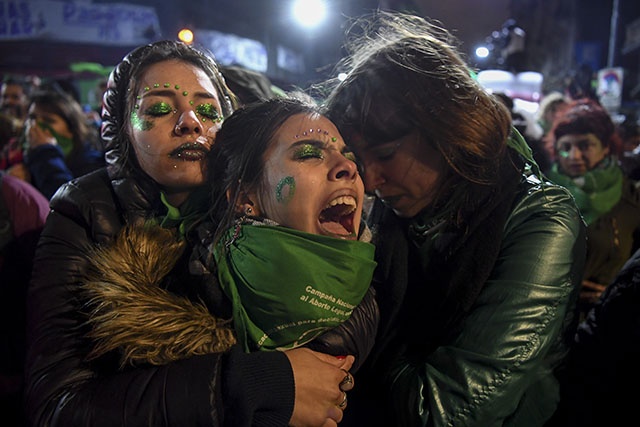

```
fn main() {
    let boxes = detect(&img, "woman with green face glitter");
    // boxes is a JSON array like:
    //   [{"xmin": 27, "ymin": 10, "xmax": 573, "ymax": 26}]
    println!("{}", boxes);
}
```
[
  {"xmin": 11, "ymin": 87, "xmax": 105, "ymax": 199},
  {"xmin": 195, "ymin": 93, "xmax": 378, "ymax": 372},
  {"xmin": 25, "ymin": 40, "xmax": 354, "ymax": 427}
]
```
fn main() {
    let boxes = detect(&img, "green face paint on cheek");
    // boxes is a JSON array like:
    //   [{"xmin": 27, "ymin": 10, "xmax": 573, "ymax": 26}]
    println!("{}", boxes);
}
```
[
  {"xmin": 130, "ymin": 110, "xmax": 153, "ymax": 131},
  {"xmin": 276, "ymin": 176, "xmax": 295, "ymax": 204}
]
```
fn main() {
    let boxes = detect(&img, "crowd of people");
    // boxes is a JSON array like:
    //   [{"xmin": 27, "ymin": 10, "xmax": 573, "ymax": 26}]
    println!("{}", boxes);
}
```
[{"xmin": 1, "ymin": 9, "xmax": 639, "ymax": 427}]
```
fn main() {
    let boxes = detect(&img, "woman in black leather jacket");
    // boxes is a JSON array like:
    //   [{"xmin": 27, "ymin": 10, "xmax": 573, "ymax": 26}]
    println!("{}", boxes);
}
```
[{"xmin": 24, "ymin": 40, "xmax": 356, "ymax": 427}]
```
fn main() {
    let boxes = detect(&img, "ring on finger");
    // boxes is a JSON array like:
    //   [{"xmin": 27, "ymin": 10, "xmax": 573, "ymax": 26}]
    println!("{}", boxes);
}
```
[
  {"xmin": 339, "ymin": 369, "xmax": 354, "ymax": 391},
  {"xmin": 338, "ymin": 391, "xmax": 348, "ymax": 409}
]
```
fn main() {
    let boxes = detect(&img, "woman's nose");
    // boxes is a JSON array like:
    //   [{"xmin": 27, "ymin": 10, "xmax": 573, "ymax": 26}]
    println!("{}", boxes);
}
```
[
  {"xmin": 174, "ymin": 110, "xmax": 202, "ymax": 136},
  {"xmin": 331, "ymin": 154, "xmax": 358, "ymax": 181},
  {"xmin": 567, "ymin": 145, "xmax": 583, "ymax": 159}
]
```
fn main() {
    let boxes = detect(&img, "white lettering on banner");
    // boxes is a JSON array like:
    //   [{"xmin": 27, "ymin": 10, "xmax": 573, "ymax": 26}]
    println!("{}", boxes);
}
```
[
  {"xmin": 0, "ymin": 1, "xmax": 35, "ymax": 38},
  {"xmin": 0, "ymin": 0, "xmax": 160, "ymax": 45}
]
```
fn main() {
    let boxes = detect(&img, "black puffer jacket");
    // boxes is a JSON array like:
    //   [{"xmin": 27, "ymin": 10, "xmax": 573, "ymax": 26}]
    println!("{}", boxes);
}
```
[
  {"xmin": 24, "ymin": 41, "xmax": 294, "ymax": 427},
  {"xmin": 25, "ymin": 166, "xmax": 299, "ymax": 427}
]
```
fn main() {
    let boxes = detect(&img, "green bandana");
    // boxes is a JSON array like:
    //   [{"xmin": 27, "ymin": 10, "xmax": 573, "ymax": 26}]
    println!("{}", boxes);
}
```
[
  {"xmin": 214, "ymin": 222, "xmax": 376, "ymax": 352},
  {"xmin": 546, "ymin": 156, "xmax": 623, "ymax": 225},
  {"xmin": 38, "ymin": 122, "xmax": 73, "ymax": 157},
  {"xmin": 158, "ymin": 187, "xmax": 209, "ymax": 237}
]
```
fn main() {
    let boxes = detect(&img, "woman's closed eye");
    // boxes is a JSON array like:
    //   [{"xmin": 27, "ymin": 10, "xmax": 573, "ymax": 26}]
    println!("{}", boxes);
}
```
[
  {"xmin": 293, "ymin": 143, "xmax": 324, "ymax": 160},
  {"xmin": 195, "ymin": 103, "xmax": 223, "ymax": 121},
  {"xmin": 144, "ymin": 102, "xmax": 174, "ymax": 117},
  {"xmin": 369, "ymin": 141, "xmax": 403, "ymax": 160},
  {"xmin": 342, "ymin": 148, "xmax": 357, "ymax": 163}
]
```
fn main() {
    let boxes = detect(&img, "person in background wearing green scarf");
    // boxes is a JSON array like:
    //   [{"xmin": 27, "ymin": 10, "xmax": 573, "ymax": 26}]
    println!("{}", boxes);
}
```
[
  {"xmin": 197, "ymin": 95, "xmax": 378, "ymax": 380},
  {"xmin": 12, "ymin": 87, "xmax": 105, "ymax": 199},
  {"xmin": 322, "ymin": 11, "xmax": 586, "ymax": 427},
  {"xmin": 545, "ymin": 98, "xmax": 640, "ymax": 319}
]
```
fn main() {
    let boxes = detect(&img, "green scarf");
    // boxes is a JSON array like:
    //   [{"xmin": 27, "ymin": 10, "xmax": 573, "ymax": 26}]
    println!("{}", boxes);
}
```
[
  {"xmin": 546, "ymin": 156, "xmax": 623, "ymax": 225},
  {"xmin": 214, "ymin": 222, "xmax": 376, "ymax": 352},
  {"xmin": 38, "ymin": 122, "xmax": 73, "ymax": 157},
  {"xmin": 158, "ymin": 187, "xmax": 209, "ymax": 237}
]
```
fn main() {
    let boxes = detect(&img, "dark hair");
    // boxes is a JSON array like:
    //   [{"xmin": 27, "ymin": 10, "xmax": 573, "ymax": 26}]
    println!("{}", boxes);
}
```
[
  {"xmin": 1, "ymin": 76, "xmax": 32, "ymax": 94},
  {"xmin": 208, "ymin": 93, "xmax": 320, "ymax": 239},
  {"xmin": 28, "ymin": 89, "xmax": 99, "ymax": 154},
  {"xmin": 552, "ymin": 98, "xmax": 621, "ymax": 155},
  {"xmin": 220, "ymin": 65, "xmax": 275, "ymax": 105},
  {"xmin": 322, "ymin": 11, "xmax": 512, "ymax": 204},
  {"xmin": 0, "ymin": 112, "xmax": 19, "ymax": 142},
  {"xmin": 101, "ymin": 40, "xmax": 238, "ymax": 182}
]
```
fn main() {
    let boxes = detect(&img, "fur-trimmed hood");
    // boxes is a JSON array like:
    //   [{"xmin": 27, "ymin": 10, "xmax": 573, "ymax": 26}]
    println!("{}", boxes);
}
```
[{"xmin": 83, "ymin": 224, "xmax": 236, "ymax": 368}]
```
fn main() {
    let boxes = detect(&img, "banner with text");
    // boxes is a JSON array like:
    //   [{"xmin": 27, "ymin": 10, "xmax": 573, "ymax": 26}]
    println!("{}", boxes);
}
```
[{"xmin": 0, "ymin": 1, "xmax": 160, "ymax": 45}]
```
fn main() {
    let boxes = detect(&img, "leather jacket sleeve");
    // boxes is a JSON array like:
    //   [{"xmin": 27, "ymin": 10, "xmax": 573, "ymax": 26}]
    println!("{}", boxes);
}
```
[
  {"xmin": 306, "ymin": 286, "xmax": 379, "ymax": 372},
  {"xmin": 24, "ymin": 171, "xmax": 294, "ymax": 427}
]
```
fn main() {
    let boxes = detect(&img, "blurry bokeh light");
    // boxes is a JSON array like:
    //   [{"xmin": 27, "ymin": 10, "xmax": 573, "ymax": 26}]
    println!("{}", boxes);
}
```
[
  {"xmin": 475, "ymin": 46, "xmax": 490, "ymax": 58},
  {"xmin": 291, "ymin": 0, "xmax": 328, "ymax": 29},
  {"xmin": 178, "ymin": 28, "xmax": 194, "ymax": 44}
]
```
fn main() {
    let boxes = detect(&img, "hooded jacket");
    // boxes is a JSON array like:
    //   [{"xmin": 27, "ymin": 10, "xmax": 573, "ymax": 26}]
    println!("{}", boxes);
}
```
[{"xmin": 24, "ymin": 42, "xmax": 295, "ymax": 427}]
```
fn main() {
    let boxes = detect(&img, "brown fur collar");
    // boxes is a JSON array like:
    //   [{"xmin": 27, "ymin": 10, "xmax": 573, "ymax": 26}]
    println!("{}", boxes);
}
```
[{"xmin": 83, "ymin": 224, "xmax": 236, "ymax": 368}]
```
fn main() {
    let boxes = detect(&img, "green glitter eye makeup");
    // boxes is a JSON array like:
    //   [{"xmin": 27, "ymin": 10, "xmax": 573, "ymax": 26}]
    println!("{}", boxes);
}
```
[
  {"xmin": 294, "ymin": 144, "xmax": 324, "ymax": 160},
  {"xmin": 343, "ymin": 151, "xmax": 357, "ymax": 163},
  {"xmin": 196, "ymin": 103, "xmax": 223, "ymax": 122},
  {"xmin": 145, "ymin": 102, "xmax": 174, "ymax": 116},
  {"xmin": 136, "ymin": 84, "xmax": 222, "ymax": 123}
]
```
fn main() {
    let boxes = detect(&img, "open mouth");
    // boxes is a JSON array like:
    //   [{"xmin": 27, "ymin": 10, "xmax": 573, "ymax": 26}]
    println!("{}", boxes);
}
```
[{"xmin": 319, "ymin": 195, "xmax": 358, "ymax": 239}]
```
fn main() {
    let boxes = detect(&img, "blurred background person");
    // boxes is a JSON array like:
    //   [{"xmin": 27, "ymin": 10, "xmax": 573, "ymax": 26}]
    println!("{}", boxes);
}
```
[
  {"xmin": 546, "ymin": 98, "xmax": 640, "ymax": 319},
  {"xmin": 220, "ymin": 65, "xmax": 282, "ymax": 105},
  {"xmin": 0, "ymin": 112, "xmax": 23, "ymax": 171},
  {"xmin": 9, "ymin": 87, "xmax": 105, "ymax": 199},
  {"xmin": 494, "ymin": 92, "xmax": 551, "ymax": 172},
  {"xmin": 0, "ymin": 170, "xmax": 49, "ymax": 427},
  {"xmin": 537, "ymin": 92, "xmax": 569, "ymax": 139},
  {"xmin": 618, "ymin": 116, "xmax": 640, "ymax": 181},
  {"xmin": 0, "ymin": 76, "xmax": 34, "ymax": 128}
]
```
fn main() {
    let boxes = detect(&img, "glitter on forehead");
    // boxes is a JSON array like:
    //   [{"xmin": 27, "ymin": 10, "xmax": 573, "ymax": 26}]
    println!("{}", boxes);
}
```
[{"xmin": 294, "ymin": 128, "xmax": 338, "ymax": 142}]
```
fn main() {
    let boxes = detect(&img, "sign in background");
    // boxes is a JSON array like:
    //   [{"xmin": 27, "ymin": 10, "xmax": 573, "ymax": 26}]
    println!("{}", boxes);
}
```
[
  {"xmin": 597, "ymin": 67, "xmax": 624, "ymax": 113},
  {"xmin": 0, "ymin": 0, "xmax": 161, "ymax": 46}
]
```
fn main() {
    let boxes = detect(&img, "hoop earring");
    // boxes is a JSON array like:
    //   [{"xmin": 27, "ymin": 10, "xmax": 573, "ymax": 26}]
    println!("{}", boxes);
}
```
[{"xmin": 245, "ymin": 206, "xmax": 253, "ymax": 216}]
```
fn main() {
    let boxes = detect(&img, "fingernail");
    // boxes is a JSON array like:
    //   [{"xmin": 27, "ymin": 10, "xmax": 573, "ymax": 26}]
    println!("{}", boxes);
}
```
[{"xmin": 335, "ymin": 355, "xmax": 346, "ymax": 360}]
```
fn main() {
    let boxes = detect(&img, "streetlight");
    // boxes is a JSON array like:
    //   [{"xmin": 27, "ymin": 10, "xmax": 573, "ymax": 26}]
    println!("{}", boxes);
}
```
[{"xmin": 291, "ymin": 0, "xmax": 328, "ymax": 30}]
